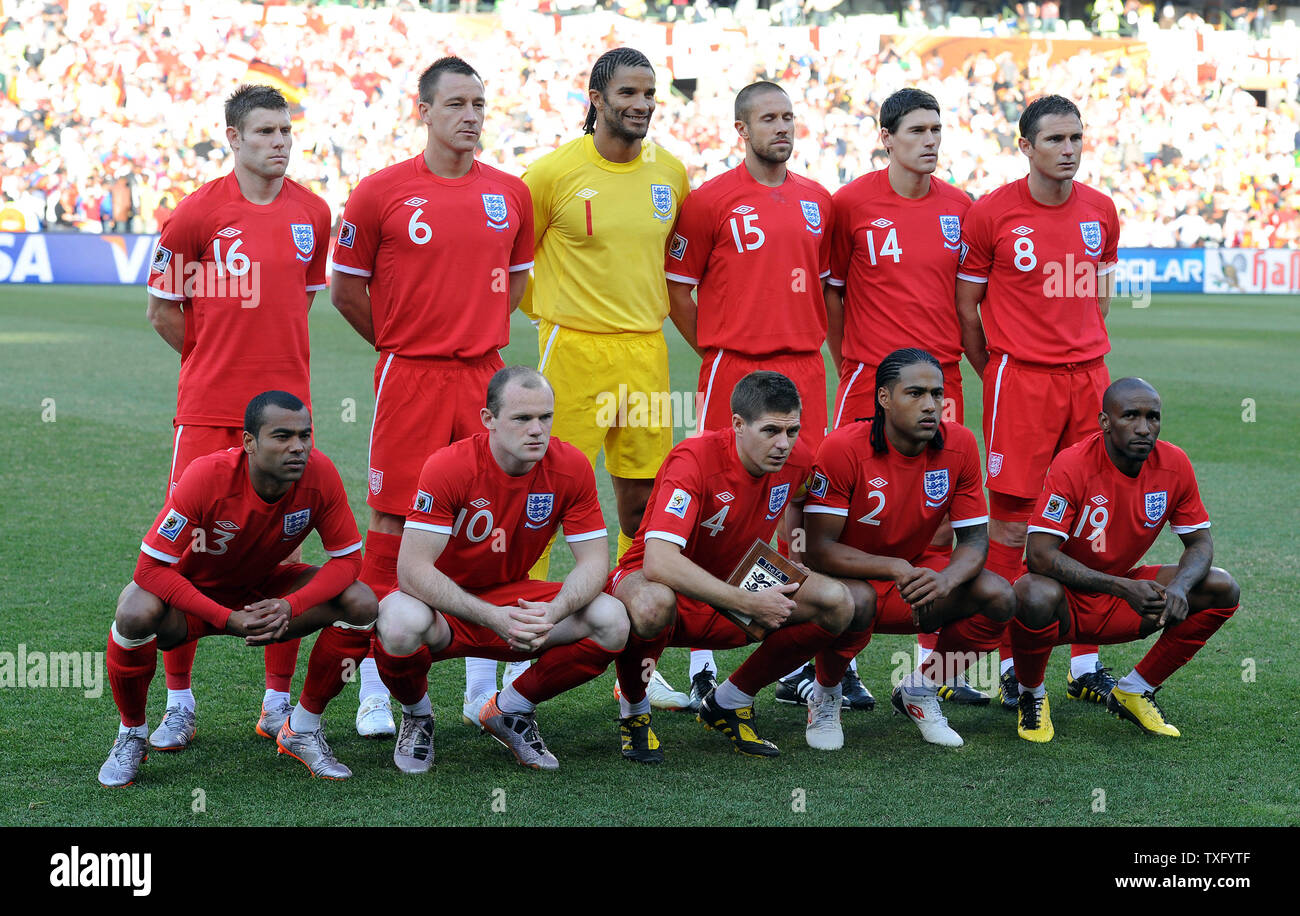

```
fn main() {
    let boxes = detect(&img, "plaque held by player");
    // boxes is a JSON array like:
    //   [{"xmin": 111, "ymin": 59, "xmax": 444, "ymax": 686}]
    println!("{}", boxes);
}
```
[{"xmin": 721, "ymin": 539, "xmax": 807, "ymax": 640}]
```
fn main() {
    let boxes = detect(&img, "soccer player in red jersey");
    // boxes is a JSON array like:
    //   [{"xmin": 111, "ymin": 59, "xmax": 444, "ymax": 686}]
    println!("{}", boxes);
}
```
[
  {"xmin": 331, "ymin": 57, "xmax": 534, "ymax": 737},
  {"xmin": 804, "ymin": 349, "xmax": 1015, "ymax": 748},
  {"xmin": 826, "ymin": 89, "xmax": 971, "ymax": 431},
  {"xmin": 98, "ymin": 392, "xmax": 378, "ymax": 786},
  {"xmin": 956, "ymin": 95, "xmax": 1123, "ymax": 708},
  {"xmin": 814, "ymin": 88, "xmax": 982, "ymax": 708},
  {"xmin": 610, "ymin": 372, "xmax": 853, "ymax": 761},
  {"xmin": 1009, "ymin": 378, "xmax": 1239, "ymax": 742},
  {"xmin": 145, "ymin": 84, "xmax": 332, "ymax": 753},
  {"xmin": 663, "ymin": 80, "xmax": 836, "ymax": 711},
  {"xmin": 373, "ymin": 368, "xmax": 626, "ymax": 772}
]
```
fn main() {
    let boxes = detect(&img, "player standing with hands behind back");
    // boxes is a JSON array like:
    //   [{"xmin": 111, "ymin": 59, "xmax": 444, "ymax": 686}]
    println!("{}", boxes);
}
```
[
  {"xmin": 956, "ymin": 95, "xmax": 1122, "ymax": 709},
  {"xmin": 144, "ymin": 85, "xmax": 331, "ymax": 753},
  {"xmin": 331, "ymin": 57, "xmax": 534, "ymax": 736}
]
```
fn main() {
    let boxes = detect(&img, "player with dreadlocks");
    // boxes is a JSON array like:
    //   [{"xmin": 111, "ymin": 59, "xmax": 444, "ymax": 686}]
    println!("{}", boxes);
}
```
[
  {"xmin": 801, "ymin": 348, "xmax": 1017, "ymax": 747},
  {"xmin": 512, "ymin": 47, "xmax": 693, "ymax": 713}
]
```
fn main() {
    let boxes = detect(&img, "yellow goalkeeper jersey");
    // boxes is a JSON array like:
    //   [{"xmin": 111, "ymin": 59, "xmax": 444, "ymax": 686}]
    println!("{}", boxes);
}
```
[{"xmin": 523, "ymin": 134, "xmax": 689, "ymax": 334}]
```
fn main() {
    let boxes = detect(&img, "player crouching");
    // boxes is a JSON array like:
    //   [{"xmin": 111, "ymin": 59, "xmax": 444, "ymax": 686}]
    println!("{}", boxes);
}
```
[
  {"xmin": 1010, "ymin": 378, "xmax": 1240, "ymax": 742},
  {"xmin": 611, "ymin": 372, "xmax": 853, "ymax": 761},
  {"xmin": 100, "ymin": 392, "xmax": 378, "ymax": 786},
  {"xmin": 804, "ymin": 349, "xmax": 1016, "ymax": 748},
  {"xmin": 374, "ymin": 367, "xmax": 627, "ymax": 772}
]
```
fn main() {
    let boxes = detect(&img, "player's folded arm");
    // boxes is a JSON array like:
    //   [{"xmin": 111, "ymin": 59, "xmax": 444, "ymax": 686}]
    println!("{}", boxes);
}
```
[
  {"xmin": 280, "ymin": 548, "xmax": 363, "ymax": 615},
  {"xmin": 945, "ymin": 521, "xmax": 991, "ymax": 584},
  {"xmin": 642, "ymin": 535, "xmax": 743, "ymax": 613},
  {"xmin": 1024, "ymin": 529, "xmax": 1123, "ymax": 596},
  {"xmin": 132, "ymin": 551, "xmax": 233, "ymax": 630},
  {"xmin": 394, "ymin": 525, "xmax": 501, "ymax": 628},
  {"xmin": 1166, "ymin": 526, "xmax": 1214, "ymax": 594},
  {"xmin": 546, "ymin": 530, "xmax": 609, "ymax": 620},
  {"xmin": 802, "ymin": 506, "xmax": 904, "ymax": 582}
]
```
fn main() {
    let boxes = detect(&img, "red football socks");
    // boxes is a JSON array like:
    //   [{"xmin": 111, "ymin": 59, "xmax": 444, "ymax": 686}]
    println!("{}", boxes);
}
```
[
  {"xmin": 297, "ymin": 626, "xmax": 373, "ymax": 715},
  {"xmin": 1135, "ymin": 605, "xmax": 1238, "ymax": 686},
  {"xmin": 108, "ymin": 634, "xmax": 158, "ymax": 728},
  {"xmin": 511, "ymin": 638, "xmax": 618, "ymax": 705}
]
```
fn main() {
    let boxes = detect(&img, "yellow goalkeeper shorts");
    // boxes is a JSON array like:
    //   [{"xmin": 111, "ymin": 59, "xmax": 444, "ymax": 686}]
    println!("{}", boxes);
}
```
[{"xmin": 537, "ymin": 318, "xmax": 673, "ymax": 480}]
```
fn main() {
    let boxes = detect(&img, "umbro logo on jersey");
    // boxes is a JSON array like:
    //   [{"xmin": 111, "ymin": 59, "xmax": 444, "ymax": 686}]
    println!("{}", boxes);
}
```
[
  {"xmin": 215, "ymin": 520, "xmax": 240, "ymax": 531},
  {"xmin": 869, "ymin": 477, "xmax": 888, "ymax": 488},
  {"xmin": 732, "ymin": 205, "xmax": 755, "ymax": 215},
  {"xmin": 403, "ymin": 197, "xmax": 428, "ymax": 207},
  {"xmin": 216, "ymin": 227, "xmax": 241, "ymax": 238},
  {"xmin": 870, "ymin": 218, "xmax": 893, "ymax": 228},
  {"xmin": 575, "ymin": 188, "xmax": 598, "ymax": 199},
  {"xmin": 1012, "ymin": 225, "xmax": 1034, "ymax": 236},
  {"xmin": 1090, "ymin": 495, "xmax": 1108, "ymax": 506},
  {"xmin": 470, "ymin": 498, "xmax": 490, "ymax": 509},
  {"xmin": 716, "ymin": 492, "xmax": 734, "ymax": 503}
]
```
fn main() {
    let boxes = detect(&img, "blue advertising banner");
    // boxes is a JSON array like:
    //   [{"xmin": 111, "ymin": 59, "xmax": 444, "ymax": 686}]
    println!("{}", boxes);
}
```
[
  {"xmin": 0, "ymin": 233, "xmax": 160, "ymax": 285},
  {"xmin": 1112, "ymin": 248, "xmax": 1206, "ymax": 295},
  {"xmin": 3, "ymin": 234, "xmax": 1296, "ymax": 297}
]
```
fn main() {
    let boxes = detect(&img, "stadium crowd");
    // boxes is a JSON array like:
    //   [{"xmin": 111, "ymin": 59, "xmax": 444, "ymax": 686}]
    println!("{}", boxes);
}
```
[{"xmin": 1, "ymin": 0, "xmax": 1296, "ymax": 246}]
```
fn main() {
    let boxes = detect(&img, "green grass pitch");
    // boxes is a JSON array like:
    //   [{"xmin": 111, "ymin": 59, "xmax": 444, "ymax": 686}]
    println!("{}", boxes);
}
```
[{"xmin": 1, "ymin": 286, "xmax": 1296, "ymax": 826}]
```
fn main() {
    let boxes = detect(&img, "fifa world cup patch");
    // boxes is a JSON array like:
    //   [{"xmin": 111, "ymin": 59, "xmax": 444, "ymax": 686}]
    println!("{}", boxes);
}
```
[
  {"xmin": 283, "ymin": 509, "xmax": 311, "ymax": 538},
  {"xmin": 808, "ymin": 472, "xmax": 828, "ymax": 499},
  {"xmin": 150, "ymin": 245, "xmax": 173, "ymax": 273},
  {"xmin": 665, "ymin": 488, "xmax": 691, "ymax": 518},
  {"xmin": 337, "ymin": 220, "xmax": 357, "ymax": 249},
  {"xmin": 157, "ymin": 509, "xmax": 188, "ymax": 542},
  {"xmin": 414, "ymin": 489, "xmax": 433, "ymax": 514},
  {"xmin": 669, "ymin": 233, "xmax": 688, "ymax": 260},
  {"xmin": 1042, "ymin": 494, "xmax": 1068, "ymax": 523}
]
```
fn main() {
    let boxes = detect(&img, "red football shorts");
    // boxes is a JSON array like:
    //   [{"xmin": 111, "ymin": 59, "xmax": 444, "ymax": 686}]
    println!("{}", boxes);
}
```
[
  {"xmin": 1058, "ymin": 565, "xmax": 1162, "ymax": 645},
  {"xmin": 430, "ymin": 579, "xmax": 564, "ymax": 662},
  {"xmin": 863, "ymin": 551, "xmax": 951, "ymax": 635},
  {"xmin": 832, "ymin": 360, "xmax": 964, "ymax": 431},
  {"xmin": 367, "ymin": 351, "xmax": 503, "ymax": 515},
  {"xmin": 983, "ymin": 355, "xmax": 1109, "ymax": 499},
  {"xmin": 697, "ymin": 349, "xmax": 828, "ymax": 452},
  {"xmin": 607, "ymin": 566, "xmax": 753, "ymax": 649},
  {"xmin": 169, "ymin": 425, "xmax": 243, "ymax": 493},
  {"xmin": 181, "ymin": 562, "xmax": 316, "ymax": 642}
]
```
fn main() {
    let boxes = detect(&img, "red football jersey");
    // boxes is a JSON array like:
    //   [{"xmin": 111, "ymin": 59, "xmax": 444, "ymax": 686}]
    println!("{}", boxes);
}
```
[
  {"xmin": 804, "ymin": 420, "xmax": 987, "ymax": 565},
  {"xmin": 332, "ymin": 157, "xmax": 534, "ymax": 359},
  {"xmin": 958, "ymin": 177, "xmax": 1120, "ymax": 364},
  {"xmin": 827, "ymin": 169, "xmax": 971, "ymax": 366},
  {"xmin": 618, "ymin": 428, "xmax": 814, "ymax": 581},
  {"xmin": 148, "ymin": 174, "xmax": 330, "ymax": 426},
  {"xmin": 404, "ymin": 433, "xmax": 607, "ymax": 591},
  {"xmin": 1027, "ymin": 433, "xmax": 1210, "ymax": 577},
  {"xmin": 138, "ymin": 448, "xmax": 363, "ymax": 592},
  {"xmin": 665, "ymin": 164, "xmax": 832, "ymax": 356}
]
